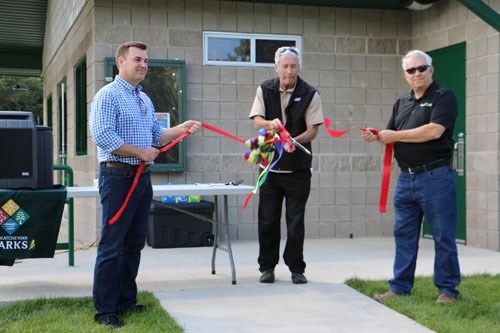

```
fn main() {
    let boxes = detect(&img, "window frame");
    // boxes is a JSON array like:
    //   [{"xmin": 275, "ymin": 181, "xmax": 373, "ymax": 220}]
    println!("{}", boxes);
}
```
[
  {"xmin": 45, "ymin": 95, "xmax": 52, "ymax": 127},
  {"xmin": 57, "ymin": 80, "xmax": 67, "ymax": 163},
  {"xmin": 104, "ymin": 58, "xmax": 187, "ymax": 172},
  {"xmin": 75, "ymin": 57, "xmax": 87, "ymax": 156},
  {"xmin": 203, "ymin": 31, "xmax": 302, "ymax": 67}
]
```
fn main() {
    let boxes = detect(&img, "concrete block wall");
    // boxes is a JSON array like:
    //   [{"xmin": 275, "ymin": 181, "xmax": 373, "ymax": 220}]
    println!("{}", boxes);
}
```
[
  {"xmin": 413, "ymin": 0, "xmax": 500, "ymax": 250},
  {"xmin": 43, "ymin": 0, "xmax": 101, "ymax": 245},
  {"xmin": 90, "ymin": 0, "xmax": 411, "ymax": 239},
  {"xmin": 44, "ymin": 0, "xmax": 418, "ymax": 245}
]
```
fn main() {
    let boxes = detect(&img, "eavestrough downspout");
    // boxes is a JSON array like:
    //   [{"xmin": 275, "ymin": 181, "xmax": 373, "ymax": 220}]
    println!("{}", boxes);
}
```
[{"xmin": 458, "ymin": 0, "xmax": 500, "ymax": 32}]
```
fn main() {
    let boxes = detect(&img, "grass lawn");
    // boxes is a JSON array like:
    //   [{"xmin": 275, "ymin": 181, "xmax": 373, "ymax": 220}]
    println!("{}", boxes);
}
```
[
  {"xmin": 346, "ymin": 273, "xmax": 500, "ymax": 333},
  {"xmin": 3, "ymin": 274, "xmax": 500, "ymax": 332},
  {"xmin": 0, "ymin": 291, "xmax": 183, "ymax": 333}
]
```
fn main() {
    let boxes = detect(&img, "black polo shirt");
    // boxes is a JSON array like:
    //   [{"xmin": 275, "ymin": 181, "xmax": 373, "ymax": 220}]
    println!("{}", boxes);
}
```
[{"xmin": 386, "ymin": 81, "xmax": 458, "ymax": 168}]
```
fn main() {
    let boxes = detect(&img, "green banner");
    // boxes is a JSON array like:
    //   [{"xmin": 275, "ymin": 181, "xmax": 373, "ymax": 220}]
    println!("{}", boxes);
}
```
[{"xmin": 0, "ymin": 185, "xmax": 66, "ymax": 259}]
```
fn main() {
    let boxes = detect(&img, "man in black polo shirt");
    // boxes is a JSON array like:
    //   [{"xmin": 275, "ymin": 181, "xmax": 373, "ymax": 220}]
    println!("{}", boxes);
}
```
[
  {"xmin": 249, "ymin": 46, "xmax": 324, "ymax": 284},
  {"xmin": 362, "ymin": 50, "xmax": 461, "ymax": 303}
]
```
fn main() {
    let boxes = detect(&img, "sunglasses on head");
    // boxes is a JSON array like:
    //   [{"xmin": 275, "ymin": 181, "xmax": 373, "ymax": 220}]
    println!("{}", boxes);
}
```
[
  {"xmin": 405, "ymin": 65, "xmax": 430, "ymax": 74},
  {"xmin": 278, "ymin": 47, "xmax": 299, "ymax": 55}
]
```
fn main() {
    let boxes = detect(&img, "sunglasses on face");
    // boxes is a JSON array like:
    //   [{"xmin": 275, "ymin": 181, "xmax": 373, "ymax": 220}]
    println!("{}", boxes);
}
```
[{"xmin": 404, "ymin": 65, "xmax": 430, "ymax": 74}]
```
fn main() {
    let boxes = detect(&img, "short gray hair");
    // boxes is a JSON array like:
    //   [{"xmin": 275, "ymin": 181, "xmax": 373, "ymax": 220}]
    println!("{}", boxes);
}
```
[
  {"xmin": 275, "ymin": 46, "xmax": 301, "ymax": 65},
  {"xmin": 402, "ymin": 50, "xmax": 432, "ymax": 70}
]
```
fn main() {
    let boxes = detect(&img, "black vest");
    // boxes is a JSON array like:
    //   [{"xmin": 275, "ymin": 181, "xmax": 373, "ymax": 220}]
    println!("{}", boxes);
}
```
[{"xmin": 261, "ymin": 76, "xmax": 316, "ymax": 171}]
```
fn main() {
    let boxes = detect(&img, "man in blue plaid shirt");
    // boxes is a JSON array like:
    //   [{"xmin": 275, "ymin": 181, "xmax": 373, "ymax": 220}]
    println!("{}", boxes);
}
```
[{"xmin": 89, "ymin": 41, "xmax": 200, "ymax": 328}]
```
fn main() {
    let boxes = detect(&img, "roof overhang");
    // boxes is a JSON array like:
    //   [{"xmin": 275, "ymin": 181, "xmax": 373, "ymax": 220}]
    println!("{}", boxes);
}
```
[
  {"xmin": 235, "ymin": 0, "xmax": 439, "ymax": 10},
  {"xmin": 1, "ymin": 0, "xmax": 498, "ymax": 77},
  {"xmin": 0, "ymin": 0, "xmax": 48, "ymax": 76}
]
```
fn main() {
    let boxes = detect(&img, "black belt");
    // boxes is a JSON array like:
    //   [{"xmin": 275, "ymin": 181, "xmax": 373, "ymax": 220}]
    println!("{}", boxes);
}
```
[
  {"xmin": 401, "ymin": 158, "xmax": 450, "ymax": 175},
  {"xmin": 102, "ymin": 162, "xmax": 149, "ymax": 173}
]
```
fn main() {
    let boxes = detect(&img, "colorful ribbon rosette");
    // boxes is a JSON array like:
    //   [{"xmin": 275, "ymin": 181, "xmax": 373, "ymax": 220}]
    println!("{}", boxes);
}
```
[{"xmin": 243, "ymin": 128, "xmax": 284, "ymax": 208}]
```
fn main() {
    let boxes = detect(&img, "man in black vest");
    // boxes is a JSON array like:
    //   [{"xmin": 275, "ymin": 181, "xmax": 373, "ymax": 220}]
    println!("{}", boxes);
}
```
[{"xmin": 249, "ymin": 46, "xmax": 324, "ymax": 284}]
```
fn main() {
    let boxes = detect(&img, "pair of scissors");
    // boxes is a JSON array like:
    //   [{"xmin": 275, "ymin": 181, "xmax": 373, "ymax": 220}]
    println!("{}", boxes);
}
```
[
  {"xmin": 277, "ymin": 124, "xmax": 312, "ymax": 156},
  {"xmin": 225, "ymin": 179, "xmax": 244, "ymax": 186}
]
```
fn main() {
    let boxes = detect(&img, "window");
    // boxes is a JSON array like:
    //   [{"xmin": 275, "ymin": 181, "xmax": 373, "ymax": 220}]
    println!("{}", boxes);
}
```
[
  {"xmin": 46, "ymin": 95, "xmax": 52, "ymax": 127},
  {"xmin": 75, "ymin": 58, "xmax": 87, "ymax": 156},
  {"xmin": 105, "ymin": 58, "xmax": 186, "ymax": 172},
  {"xmin": 57, "ymin": 80, "xmax": 67, "ymax": 165},
  {"xmin": 203, "ymin": 32, "xmax": 301, "ymax": 67}
]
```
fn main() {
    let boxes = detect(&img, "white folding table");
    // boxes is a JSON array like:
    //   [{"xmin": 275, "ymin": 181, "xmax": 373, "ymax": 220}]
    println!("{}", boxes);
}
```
[{"xmin": 67, "ymin": 184, "xmax": 254, "ymax": 285}]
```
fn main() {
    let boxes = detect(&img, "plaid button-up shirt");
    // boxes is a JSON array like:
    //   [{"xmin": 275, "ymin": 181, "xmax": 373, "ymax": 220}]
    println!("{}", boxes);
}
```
[{"xmin": 89, "ymin": 75, "xmax": 163, "ymax": 165}]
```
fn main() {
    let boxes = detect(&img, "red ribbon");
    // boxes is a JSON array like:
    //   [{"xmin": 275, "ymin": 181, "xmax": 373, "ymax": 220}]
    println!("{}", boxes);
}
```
[
  {"xmin": 109, "ymin": 118, "xmax": 393, "ymax": 225},
  {"xmin": 108, "ymin": 131, "xmax": 191, "ymax": 225},
  {"xmin": 379, "ymin": 142, "xmax": 393, "ymax": 213},
  {"xmin": 201, "ymin": 124, "xmax": 286, "ymax": 209},
  {"xmin": 201, "ymin": 123, "xmax": 246, "ymax": 144},
  {"xmin": 324, "ymin": 117, "xmax": 392, "ymax": 213},
  {"xmin": 109, "ymin": 123, "xmax": 280, "ymax": 225},
  {"xmin": 323, "ymin": 118, "xmax": 351, "ymax": 137}
]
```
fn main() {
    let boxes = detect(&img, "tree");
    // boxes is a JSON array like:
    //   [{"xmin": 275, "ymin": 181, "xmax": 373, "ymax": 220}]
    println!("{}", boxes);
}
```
[{"xmin": 0, "ymin": 75, "xmax": 43, "ymax": 124}]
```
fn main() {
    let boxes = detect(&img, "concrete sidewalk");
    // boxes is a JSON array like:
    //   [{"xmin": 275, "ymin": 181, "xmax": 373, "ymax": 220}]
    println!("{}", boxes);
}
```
[{"xmin": 2, "ymin": 238, "xmax": 500, "ymax": 332}]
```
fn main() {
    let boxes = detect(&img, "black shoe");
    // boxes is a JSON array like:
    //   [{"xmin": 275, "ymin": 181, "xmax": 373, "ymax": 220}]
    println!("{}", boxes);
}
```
[
  {"xmin": 118, "ymin": 304, "xmax": 147, "ymax": 315},
  {"xmin": 95, "ymin": 315, "xmax": 124, "ymax": 328},
  {"xmin": 259, "ymin": 269, "xmax": 275, "ymax": 283},
  {"xmin": 291, "ymin": 272, "xmax": 307, "ymax": 284}
]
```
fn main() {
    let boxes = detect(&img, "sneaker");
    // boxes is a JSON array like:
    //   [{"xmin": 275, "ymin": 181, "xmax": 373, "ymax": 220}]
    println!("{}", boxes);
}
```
[
  {"xmin": 259, "ymin": 269, "xmax": 275, "ymax": 283},
  {"xmin": 436, "ymin": 293, "xmax": 456, "ymax": 303},
  {"xmin": 373, "ymin": 290, "xmax": 398, "ymax": 302},
  {"xmin": 95, "ymin": 314, "xmax": 124, "ymax": 328},
  {"xmin": 291, "ymin": 272, "xmax": 308, "ymax": 284}
]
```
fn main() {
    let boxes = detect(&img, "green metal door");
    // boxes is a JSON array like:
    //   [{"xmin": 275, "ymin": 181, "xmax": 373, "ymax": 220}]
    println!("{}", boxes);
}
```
[{"xmin": 423, "ymin": 43, "xmax": 466, "ymax": 243}]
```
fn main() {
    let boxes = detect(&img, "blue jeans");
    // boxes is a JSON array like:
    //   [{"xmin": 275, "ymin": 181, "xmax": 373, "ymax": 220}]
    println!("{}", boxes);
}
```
[
  {"xmin": 389, "ymin": 165, "xmax": 461, "ymax": 298},
  {"xmin": 93, "ymin": 165, "xmax": 152, "ymax": 319}
]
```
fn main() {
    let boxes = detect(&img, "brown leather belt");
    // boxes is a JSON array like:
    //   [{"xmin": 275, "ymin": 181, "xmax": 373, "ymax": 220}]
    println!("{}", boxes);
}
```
[{"xmin": 102, "ymin": 161, "xmax": 149, "ymax": 173}]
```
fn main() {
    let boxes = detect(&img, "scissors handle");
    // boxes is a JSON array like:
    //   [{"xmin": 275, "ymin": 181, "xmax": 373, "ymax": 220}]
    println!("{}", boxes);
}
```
[{"xmin": 277, "ymin": 124, "xmax": 312, "ymax": 156}]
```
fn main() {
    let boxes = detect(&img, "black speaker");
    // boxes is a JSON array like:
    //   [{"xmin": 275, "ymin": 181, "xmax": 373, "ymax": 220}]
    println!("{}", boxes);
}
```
[{"xmin": 0, "ymin": 111, "xmax": 53, "ymax": 189}]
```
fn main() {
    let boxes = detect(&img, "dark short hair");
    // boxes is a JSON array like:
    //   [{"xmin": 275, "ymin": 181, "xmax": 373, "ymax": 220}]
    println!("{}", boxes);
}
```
[{"xmin": 115, "ymin": 41, "xmax": 148, "ymax": 62}]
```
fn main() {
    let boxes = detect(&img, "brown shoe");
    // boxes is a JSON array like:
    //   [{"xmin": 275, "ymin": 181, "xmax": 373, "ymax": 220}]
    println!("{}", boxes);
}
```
[
  {"xmin": 373, "ymin": 290, "xmax": 398, "ymax": 302},
  {"xmin": 436, "ymin": 293, "xmax": 456, "ymax": 303}
]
